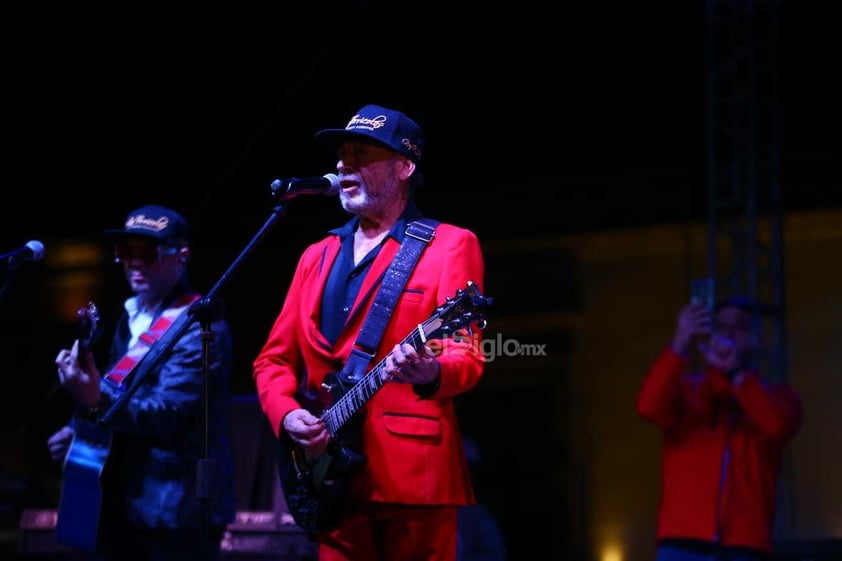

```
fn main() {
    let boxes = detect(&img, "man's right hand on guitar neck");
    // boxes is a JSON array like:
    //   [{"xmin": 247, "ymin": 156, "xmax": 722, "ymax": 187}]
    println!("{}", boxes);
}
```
[{"xmin": 55, "ymin": 339, "xmax": 102, "ymax": 410}]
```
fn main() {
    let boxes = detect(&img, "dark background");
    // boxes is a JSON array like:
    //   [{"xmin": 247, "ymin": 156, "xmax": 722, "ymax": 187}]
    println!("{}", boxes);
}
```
[
  {"xmin": 2, "ymin": 1, "xmax": 841, "ymax": 559},
  {"xmin": 3, "ymin": 1, "xmax": 839, "ymax": 245}
]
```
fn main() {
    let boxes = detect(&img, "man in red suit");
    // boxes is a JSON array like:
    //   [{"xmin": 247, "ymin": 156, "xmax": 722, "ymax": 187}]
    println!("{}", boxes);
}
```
[{"xmin": 252, "ymin": 104, "xmax": 488, "ymax": 561}]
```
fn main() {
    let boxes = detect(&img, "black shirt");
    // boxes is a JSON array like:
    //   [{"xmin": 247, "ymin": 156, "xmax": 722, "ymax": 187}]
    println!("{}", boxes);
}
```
[{"xmin": 319, "ymin": 201, "xmax": 425, "ymax": 346}]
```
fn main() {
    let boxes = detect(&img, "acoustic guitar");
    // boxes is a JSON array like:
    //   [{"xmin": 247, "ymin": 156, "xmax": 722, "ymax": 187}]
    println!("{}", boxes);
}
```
[{"xmin": 55, "ymin": 301, "xmax": 109, "ymax": 552}]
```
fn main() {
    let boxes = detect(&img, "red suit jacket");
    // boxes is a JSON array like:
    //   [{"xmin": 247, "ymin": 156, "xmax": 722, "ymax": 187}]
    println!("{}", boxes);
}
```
[{"xmin": 253, "ymin": 219, "xmax": 486, "ymax": 506}]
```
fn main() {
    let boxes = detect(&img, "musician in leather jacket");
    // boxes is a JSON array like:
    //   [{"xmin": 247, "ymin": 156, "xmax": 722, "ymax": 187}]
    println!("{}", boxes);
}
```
[{"xmin": 48, "ymin": 204, "xmax": 237, "ymax": 561}]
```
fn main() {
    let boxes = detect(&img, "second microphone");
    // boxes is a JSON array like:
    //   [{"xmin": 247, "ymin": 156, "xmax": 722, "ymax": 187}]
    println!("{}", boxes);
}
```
[{"xmin": 271, "ymin": 174, "xmax": 340, "ymax": 200}]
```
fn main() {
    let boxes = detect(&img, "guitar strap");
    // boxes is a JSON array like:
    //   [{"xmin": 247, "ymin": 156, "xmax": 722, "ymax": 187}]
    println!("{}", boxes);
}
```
[
  {"xmin": 339, "ymin": 218, "xmax": 439, "ymax": 385},
  {"xmin": 103, "ymin": 292, "xmax": 201, "ymax": 391}
]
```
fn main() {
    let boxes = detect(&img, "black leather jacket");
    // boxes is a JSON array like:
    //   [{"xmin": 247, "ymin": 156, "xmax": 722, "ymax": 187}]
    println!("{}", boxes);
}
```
[{"xmin": 93, "ymin": 285, "xmax": 237, "ymax": 530}]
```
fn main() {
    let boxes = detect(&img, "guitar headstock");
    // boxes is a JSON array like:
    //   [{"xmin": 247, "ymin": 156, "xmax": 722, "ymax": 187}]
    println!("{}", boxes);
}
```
[
  {"xmin": 436, "ymin": 281, "xmax": 492, "ymax": 336},
  {"xmin": 75, "ymin": 301, "xmax": 100, "ymax": 356}
]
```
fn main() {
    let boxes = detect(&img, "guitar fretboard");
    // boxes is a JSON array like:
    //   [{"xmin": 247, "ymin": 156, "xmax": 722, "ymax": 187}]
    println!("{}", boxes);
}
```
[{"xmin": 322, "ymin": 315, "xmax": 443, "ymax": 435}]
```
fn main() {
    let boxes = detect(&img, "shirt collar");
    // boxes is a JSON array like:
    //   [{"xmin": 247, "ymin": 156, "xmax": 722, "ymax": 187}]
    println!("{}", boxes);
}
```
[{"xmin": 328, "ymin": 200, "xmax": 425, "ymax": 243}]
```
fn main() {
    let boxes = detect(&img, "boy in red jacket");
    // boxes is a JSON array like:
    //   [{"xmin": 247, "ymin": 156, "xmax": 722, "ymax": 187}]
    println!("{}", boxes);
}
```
[{"xmin": 637, "ymin": 296, "xmax": 802, "ymax": 560}]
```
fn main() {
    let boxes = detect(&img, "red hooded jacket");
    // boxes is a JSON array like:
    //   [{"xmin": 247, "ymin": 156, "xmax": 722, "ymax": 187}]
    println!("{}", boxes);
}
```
[{"xmin": 637, "ymin": 347, "xmax": 802, "ymax": 553}]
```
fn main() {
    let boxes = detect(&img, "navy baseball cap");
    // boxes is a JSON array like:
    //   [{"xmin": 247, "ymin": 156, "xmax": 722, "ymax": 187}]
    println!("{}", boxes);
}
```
[
  {"xmin": 314, "ymin": 104, "xmax": 424, "ymax": 163},
  {"xmin": 715, "ymin": 295, "xmax": 753, "ymax": 313},
  {"xmin": 105, "ymin": 204, "xmax": 190, "ymax": 247}
]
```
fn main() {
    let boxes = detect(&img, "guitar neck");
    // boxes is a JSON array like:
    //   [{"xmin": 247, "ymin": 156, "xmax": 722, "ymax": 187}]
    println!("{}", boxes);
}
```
[
  {"xmin": 322, "ymin": 315, "xmax": 443, "ymax": 435},
  {"xmin": 75, "ymin": 302, "xmax": 98, "ymax": 363}
]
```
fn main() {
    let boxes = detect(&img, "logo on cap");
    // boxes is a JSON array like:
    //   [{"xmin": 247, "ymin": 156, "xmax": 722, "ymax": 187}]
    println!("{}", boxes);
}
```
[
  {"xmin": 402, "ymin": 138, "xmax": 422, "ymax": 160},
  {"xmin": 126, "ymin": 214, "xmax": 170, "ymax": 234},
  {"xmin": 346, "ymin": 114, "xmax": 387, "ymax": 131}
]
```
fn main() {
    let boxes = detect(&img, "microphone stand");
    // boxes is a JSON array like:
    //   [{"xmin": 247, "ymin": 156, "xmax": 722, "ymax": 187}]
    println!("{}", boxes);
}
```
[
  {"xmin": 99, "ymin": 185, "xmax": 317, "ymax": 559},
  {"xmin": 0, "ymin": 256, "xmax": 26, "ymax": 309},
  {"xmin": 0, "ymin": 267, "xmax": 14, "ymax": 308}
]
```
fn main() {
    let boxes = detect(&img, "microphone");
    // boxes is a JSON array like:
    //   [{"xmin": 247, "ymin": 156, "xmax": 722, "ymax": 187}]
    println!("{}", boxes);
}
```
[
  {"xmin": 270, "ymin": 173, "xmax": 340, "ymax": 200},
  {"xmin": 2, "ymin": 240, "xmax": 46, "ymax": 269}
]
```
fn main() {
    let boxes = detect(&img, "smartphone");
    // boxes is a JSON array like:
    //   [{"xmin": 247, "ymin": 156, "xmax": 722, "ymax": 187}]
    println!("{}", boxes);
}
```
[{"xmin": 690, "ymin": 277, "xmax": 716, "ymax": 322}]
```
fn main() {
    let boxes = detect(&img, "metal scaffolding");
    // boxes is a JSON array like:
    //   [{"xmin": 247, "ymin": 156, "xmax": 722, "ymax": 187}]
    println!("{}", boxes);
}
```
[{"xmin": 704, "ymin": 0, "xmax": 795, "ymax": 541}]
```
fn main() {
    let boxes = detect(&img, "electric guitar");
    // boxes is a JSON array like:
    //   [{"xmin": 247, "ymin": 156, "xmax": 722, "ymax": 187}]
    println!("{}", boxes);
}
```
[
  {"xmin": 55, "ymin": 301, "xmax": 109, "ymax": 552},
  {"xmin": 276, "ymin": 281, "xmax": 492, "ymax": 538}
]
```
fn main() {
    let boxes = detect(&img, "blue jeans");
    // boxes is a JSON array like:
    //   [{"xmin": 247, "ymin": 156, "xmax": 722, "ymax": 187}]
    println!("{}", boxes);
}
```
[{"xmin": 656, "ymin": 540, "xmax": 768, "ymax": 561}]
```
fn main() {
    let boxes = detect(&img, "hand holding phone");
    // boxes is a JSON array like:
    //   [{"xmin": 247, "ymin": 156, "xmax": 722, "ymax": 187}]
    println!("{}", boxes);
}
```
[{"xmin": 671, "ymin": 277, "xmax": 716, "ymax": 361}]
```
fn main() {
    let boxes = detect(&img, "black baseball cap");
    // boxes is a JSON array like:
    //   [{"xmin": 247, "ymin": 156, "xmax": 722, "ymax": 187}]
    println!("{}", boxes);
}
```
[
  {"xmin": 105, "ymin": 204, "xmax": 190, "ymax": 247},
  {"xmin": 314, "ymin": 104, "xmax": 424, "ymax": 163}
]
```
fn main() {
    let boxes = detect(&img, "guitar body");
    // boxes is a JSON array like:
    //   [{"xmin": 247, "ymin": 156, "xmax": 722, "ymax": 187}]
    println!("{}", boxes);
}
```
[
  {"xmin": 276, "ymin": 431, "xmax": 365, "ymax": 538},
  {"xmin": 273, "ymin": 282, "xmax": 491, "ymax": 540},
  {"xmin": 55, "ymin": 417, "xmax": 113, "ymax": 550},
  {"xmin": 277, "ymin": 373, "xmax": 367, "ymax": 538}
]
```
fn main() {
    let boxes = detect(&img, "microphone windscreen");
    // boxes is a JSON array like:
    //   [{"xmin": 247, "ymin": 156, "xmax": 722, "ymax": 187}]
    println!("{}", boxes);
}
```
[
  {"xmin": 25, "ymin": 240, "xmax": 45, "ymax": 261},
  {"xmin": 323, "ymin": 173, "xmax": 341, "ymax": 195}
]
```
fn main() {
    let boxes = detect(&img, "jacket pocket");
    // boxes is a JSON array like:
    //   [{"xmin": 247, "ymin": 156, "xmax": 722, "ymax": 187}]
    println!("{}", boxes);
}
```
[
  {"xmin": 400, "ymin": 288, "xmax": 426, "ymax": 305},
  {"xmin": 382, "ymin": 413, "xmax": 440, "ymax": 437}
]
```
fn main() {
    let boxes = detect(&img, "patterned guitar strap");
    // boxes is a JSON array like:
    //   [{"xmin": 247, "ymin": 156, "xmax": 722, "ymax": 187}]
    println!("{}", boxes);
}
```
[
  {"xmin": 103, "ymin": 292, "xmax": 201, "ymax": 392},
  {"xmin": 339, "ymin": 218, "xmax": 439, "ymax": 386}
]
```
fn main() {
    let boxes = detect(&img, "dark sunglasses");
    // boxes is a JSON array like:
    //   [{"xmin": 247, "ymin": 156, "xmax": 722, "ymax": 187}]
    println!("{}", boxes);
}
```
[{"xmin": 114, "ymin": 243, "xmax": 179, "ymax": 264}]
